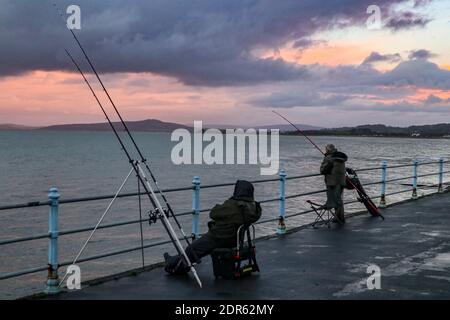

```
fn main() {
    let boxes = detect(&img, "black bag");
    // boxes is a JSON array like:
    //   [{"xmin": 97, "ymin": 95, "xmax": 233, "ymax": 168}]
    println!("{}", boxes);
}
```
[
  {"xmin": 211, "ymin": 248, "xmax": 236, "ymax": 279},
  {"xmin": 211, "ymin": 226, "xmax": 259, "ymax": 279},
  {"xmin": 211, "ymin": 246, "xmax": 258, "ymax": 279}
]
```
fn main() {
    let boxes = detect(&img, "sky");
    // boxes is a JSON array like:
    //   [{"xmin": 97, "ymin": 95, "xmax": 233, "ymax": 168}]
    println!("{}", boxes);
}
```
[{"xmin": 0, "ymin": 0, "xmax": 449, "ymax": 128}]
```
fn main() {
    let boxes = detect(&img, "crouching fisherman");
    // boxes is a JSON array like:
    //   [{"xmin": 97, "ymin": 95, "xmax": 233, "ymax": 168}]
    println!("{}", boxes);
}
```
[
  {"xmin": 320, "ymin": 144, "xmax": 348, "ymax": 224},
  {"xmin": 163, "ymin": 180, "xmax": 262, "ymax": 275}
]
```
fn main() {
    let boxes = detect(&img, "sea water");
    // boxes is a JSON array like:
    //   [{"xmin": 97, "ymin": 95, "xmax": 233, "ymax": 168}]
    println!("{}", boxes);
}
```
[{"xmin": 1, "ymin": 130, "xmax": 449, "ymax": 298}]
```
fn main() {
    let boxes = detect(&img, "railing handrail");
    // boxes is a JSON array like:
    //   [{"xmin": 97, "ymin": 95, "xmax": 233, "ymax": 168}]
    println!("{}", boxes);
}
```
[
  {"xmin": 0, "ymin": 161, "xmax": 445, "ymax": 245},
  {"xmin": 0, "ymin": 160, "xmax": 446, "ymax": 212},
  {"xmin": 0, "ymin": 158, "xmax": 447, "ymax": 291},
  {"xmin": 0, "ymin": 161, "xmax": 438, "ymax": 212}
]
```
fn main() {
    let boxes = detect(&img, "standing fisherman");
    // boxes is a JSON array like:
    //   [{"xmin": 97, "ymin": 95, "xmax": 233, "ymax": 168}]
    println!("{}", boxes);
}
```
[{"xmin": 320, "ymin": 144, "xmax": 348, "ymax": 223}]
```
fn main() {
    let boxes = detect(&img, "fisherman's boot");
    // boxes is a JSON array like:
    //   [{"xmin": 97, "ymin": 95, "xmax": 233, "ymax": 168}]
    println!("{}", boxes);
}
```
[
  {"xmin": 335, "ymin": 206, "xmax": 345, "ymax": 224},
  {"xmin": 163, "ymin": 252, "xmax": 172, "ymax": 262},
  {"xmin": 163, "ymin": 252, "xmax": 180, "ymax": 274},
  {"xmin": 331, "ymin": 208, "xmax": 340, "ymax": 224}
]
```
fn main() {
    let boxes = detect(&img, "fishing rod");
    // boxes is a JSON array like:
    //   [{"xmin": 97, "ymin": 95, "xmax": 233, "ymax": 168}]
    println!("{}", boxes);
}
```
[
  {"xmin": 64, "ymin": 26, "xmax": 191, "ymax": 244},
  {"xmin": 272, "ymin": 111, "xmax": 384, "ymax": 220},
  {"xmin": 64, "ymin": 49, "xmax": 202, "ymax": 287},
  {"xmin": 53, "ymin": 1, "xmax": 192, "ymax": 252},
  {"xmin": 54, "ymin": 3, "xmax": 201, "ymax": 285},
  {"xmin": 273, "ymin": 111, "xmax": 325, "ymax": 155}
]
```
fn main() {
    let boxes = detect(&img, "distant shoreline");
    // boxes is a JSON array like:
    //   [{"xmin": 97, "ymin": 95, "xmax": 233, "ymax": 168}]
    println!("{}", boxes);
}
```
[
  {"xmin": 280, "ymin": 132, "xmax": 450, "ymax": 140},
  {"xmin": 2, "ymin": 128, "xmax": 450, "ymax": 140},
  {"xmin": 2, "ymin": 119, "xmax": 450, "ymax": 140}
]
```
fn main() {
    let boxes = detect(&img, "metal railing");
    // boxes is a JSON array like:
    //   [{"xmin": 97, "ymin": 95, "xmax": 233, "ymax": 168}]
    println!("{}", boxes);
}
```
[{"xmin": 0, "ymin": 158, "xmax": 447, "ymax": 294}]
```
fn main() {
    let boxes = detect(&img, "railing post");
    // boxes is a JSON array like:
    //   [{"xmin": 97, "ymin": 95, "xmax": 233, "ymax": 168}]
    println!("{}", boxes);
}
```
[
  {"xmin": 192, "ymin": 176, "xmax": 201, "ymax": 239},
  {"xmin": 45, "ymin": 187, "xmax": 60, "ymax": 294},
  {"xmin": 412, "ymin": 160, "xmax": 418, "ymax": 199},
  {"xmin": 277, "ymin": 169, "xmax": 287, "ymax": 235},
  {"xmin": 379, "ymin": 161, "xmax": 387, "ymax": 208},
  {"xmin": 438, "ymin": 158, "xmax": 444, "ymax": 193}
]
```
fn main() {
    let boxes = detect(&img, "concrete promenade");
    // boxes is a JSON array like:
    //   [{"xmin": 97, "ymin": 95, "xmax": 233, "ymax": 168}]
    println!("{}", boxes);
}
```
[{"xmin": 46, "ymin": 192, "xmax": 450, "ymax": 300}]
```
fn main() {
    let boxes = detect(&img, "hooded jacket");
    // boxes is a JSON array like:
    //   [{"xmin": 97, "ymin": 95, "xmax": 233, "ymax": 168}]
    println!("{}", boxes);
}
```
[
  {"xmin": 207, "ymin": 180, "xmax": 262, "ymax": 240},
  {"xmin": 320, "ymin": 149, "xmax": 348, "ymax": 186}
]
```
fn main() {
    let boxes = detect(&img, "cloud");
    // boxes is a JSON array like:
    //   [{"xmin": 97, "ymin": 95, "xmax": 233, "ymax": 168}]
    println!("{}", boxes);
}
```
[
  {"xmin": 247, "ymin": 59, "xmax": 450, "ymax": 111},
  {"xmin": 0, "ymin": 0, "xmax": 416, "ymax": 86},
  {"xmin": 248, "ymin": 89, "xmax": 350, "ymax": 108},
  {"xmin": 413, "ymin": 0, "xmax": 433, "ymax": 8},
  {"xmin": 249, "ymin": 87, "xmax": 450, "ymax": 113},
  {"xmin": 424, "ymin": 94, "xmax": 450, "ymax": 105},
  {"xmin": 292, "ymin": 38, "xmax": 326, "ymax": 51},
  {"xmin": 408, "ymin": 49, "xmax": 437, "ymax": 60},
  {"xmin": 344, "ymin": 100, "xmax": 450, "ymax": 113},
  {"xmin": 315, "ymin": 59, "xmax": 450, "ymax": 91},
  {"xmin": 385, "ymin": 11, "xmax": 431, "ymax": 31},
  {"xmin": 376, "ymin": 60, "xmax": 450, "ymax": 90},
  {"xmin": 362, "ymin": 52, "xmax": 402, "ymax": 65}
]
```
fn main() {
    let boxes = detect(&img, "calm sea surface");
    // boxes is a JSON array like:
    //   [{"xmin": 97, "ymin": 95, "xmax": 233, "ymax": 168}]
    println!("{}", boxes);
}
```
[{"xmin": 1, "ymin": 130, "xmax": 449, "ymax": 298}]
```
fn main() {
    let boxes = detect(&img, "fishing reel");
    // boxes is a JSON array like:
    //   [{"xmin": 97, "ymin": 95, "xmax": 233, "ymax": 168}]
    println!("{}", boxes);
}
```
[
  {"xmin": 148, "ymin": 210, "xmax": 158, "ymax": 225},
  {"xmin": 147, "ymin": 207, "xmax": 169, "ymax": 226}
]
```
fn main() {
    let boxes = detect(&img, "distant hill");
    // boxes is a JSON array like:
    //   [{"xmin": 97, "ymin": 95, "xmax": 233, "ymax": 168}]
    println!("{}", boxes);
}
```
[
  {"xmin": 3, "ymin": 120, "xmax": 320, "ymax": 133},
  {"xmin": 0, "ymin": 124, "xmax": 38, "ymax": 130},
  {"xmin": 39, "ymin": 119, "xmax": 191, "ymax": 132},
  {"xmin": 4, "ymin": 120, "xmax": 450, "ymax": 138},
  {"xmin": 285, "ymin": 123, "xmax": 450, "ymax": 138},
  {"xmin": 205, "ymin": 123, "xmax": 321, "ymax": 131}
]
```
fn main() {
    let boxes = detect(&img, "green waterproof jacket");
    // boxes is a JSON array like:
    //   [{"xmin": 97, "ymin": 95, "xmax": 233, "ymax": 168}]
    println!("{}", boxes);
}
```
[
  {"xmin": 206, "ymin": 199, "xmax": 262, "ymax": 240},
  {"xmin": 320, "ymin": 150, "xmax": 348, "ymax": 186}
]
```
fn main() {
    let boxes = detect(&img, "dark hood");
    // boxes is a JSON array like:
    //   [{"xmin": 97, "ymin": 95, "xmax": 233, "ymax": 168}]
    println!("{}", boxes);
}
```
[
  {"xmin": 230, "ymin": 180, "xmax": 255, "ymax": 202},
  {"xmin": 330, "ymin": 151, "xmax": 348, "ymax": 163}
]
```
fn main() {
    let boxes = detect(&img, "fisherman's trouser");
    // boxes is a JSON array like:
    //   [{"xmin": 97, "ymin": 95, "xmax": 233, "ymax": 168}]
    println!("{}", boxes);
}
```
[
  {"xmin": 325, "ymin": 184, "xmax": 345, "ymax": 220},
  {"xmin": 164, "ymin": 234, "xmax": 235, "ymax": 275}
]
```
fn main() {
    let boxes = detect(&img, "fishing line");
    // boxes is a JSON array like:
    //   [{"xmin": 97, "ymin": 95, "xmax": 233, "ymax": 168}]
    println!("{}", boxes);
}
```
[{"xmin": 58, "ymin": 167, "xmax": 134, "ymax": 288}]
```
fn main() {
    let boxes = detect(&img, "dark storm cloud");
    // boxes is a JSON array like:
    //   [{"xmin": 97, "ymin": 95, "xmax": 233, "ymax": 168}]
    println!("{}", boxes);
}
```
[{"xmin": 0, "ymin": 0, "xmax": 409, "ymax": 86}]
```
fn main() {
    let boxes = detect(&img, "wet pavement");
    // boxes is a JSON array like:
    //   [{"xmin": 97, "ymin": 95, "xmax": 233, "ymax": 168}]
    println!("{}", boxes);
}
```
[{"xmin": 46, "ymin": 192, "xmax": 450, "ymax": 300}]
